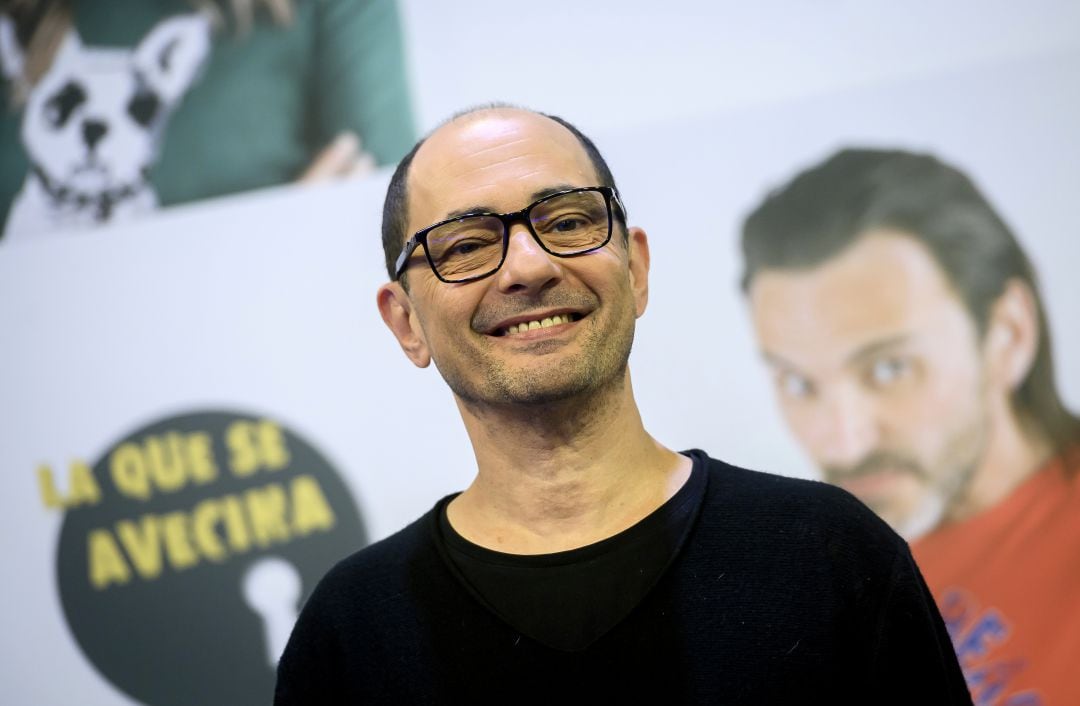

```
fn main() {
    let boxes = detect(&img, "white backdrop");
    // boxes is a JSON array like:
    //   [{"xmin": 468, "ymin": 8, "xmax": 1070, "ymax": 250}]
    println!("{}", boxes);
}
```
[{"xmin": 1, "ymin": 4, "xmax": 1078, "ymax": 704}]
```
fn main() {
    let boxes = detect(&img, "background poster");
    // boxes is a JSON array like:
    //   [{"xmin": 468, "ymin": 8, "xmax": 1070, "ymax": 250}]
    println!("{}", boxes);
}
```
[{"xmin": 2, "ymin": 3, "xmax": 1077, "ymax": 704}]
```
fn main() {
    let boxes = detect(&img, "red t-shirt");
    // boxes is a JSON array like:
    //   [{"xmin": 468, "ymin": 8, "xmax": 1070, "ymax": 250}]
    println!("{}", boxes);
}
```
[{"xmin": 913, "ymin": 452, "xmax": 1080, "ymax": 706}]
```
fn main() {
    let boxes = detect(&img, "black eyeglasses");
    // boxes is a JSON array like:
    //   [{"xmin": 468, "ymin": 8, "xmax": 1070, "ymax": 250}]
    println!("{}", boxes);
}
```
[{"xmin": 394, "ymin": 186, "xmax": 623, "ymax": 284}]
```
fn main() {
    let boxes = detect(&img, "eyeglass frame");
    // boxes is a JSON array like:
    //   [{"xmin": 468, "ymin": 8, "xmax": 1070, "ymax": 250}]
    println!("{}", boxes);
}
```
[{"xmin": 393, "ymin": 185, "xmax": 625, "ymax": 284}]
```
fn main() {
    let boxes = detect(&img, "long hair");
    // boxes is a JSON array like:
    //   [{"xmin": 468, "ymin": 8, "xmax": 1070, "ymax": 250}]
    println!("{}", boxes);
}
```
[
  {"xmin": 1, "ymin": 0, "xmax": 293, "ymax": 103},
  {"xmin": 741, "ymin": 148, "xmax": 1080, "ymax": 457}
]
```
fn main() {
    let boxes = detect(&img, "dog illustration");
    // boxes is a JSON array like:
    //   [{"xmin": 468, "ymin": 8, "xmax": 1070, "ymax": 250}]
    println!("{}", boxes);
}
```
[{"xmin": 0, "ymin": 13, "xmax": 210, "ymax": 240}]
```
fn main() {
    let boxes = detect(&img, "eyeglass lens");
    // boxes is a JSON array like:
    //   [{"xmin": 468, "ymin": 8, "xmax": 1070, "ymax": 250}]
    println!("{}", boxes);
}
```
[{"xmin": 425, "ymin": 189, "xmax": 610, "ymax": 281}]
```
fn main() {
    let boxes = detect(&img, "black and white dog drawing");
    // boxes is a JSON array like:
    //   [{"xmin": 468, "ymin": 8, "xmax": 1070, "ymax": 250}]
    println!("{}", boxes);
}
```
[{"xmin": 0, "ymin": 13, "xmax": 210, "ymax": 240}]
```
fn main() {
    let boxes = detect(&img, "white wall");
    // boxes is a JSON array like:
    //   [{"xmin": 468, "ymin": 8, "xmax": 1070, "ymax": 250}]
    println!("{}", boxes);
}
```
[{"xmin": 401, "ymin": 0, "xmax": 1080, "ymax": 132}]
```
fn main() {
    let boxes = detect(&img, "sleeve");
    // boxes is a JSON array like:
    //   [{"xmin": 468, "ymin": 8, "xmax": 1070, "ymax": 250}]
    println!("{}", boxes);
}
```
[
  {"xmin": 274, "ymin": 582, "xmax": 349, "ymax": 706},
  {"xmin": 309, "ymin": 0, "xmax": 417, "ymax": 166},
  {"xmin": 867, "ymin": 545, "xmax": 973, "ymax": 704}
]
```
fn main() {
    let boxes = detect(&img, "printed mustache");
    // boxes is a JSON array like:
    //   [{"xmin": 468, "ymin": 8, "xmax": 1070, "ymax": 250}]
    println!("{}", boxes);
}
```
[{"xmin": 824, "ymin": 451, "xmax": 929, "ymax": 483}]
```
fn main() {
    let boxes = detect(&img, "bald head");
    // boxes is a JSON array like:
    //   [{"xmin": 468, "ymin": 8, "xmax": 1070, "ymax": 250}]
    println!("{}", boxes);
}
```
[{"xmin": 380, "ymin": 106, "xmax": 620, "ymax": 281}]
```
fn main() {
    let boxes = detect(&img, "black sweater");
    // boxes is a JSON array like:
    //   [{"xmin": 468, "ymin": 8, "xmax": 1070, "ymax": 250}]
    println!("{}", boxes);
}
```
[{"xmin": 275, "ymin": 453, "xmax": 971, "ymax": 705}]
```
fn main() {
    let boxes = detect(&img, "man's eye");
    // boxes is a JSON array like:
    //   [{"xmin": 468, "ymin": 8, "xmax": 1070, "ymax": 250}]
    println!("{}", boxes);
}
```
[
  {"xmin": 445, "ymin": 238, "xmax": 497, "ymax": 258},
  {"xmin": 450, "ymin": 241, "xmax": 482, "ymax": 255},
  {"xmin": 552, "ymin": 216, "xmax": 586, "ymax": 232},
  {"xmin": 778, "ymin": 372, "xmax": 813, "ymax": 399},
  {"xmin": 868, "ymin": 358, "xmax": 909, "ymax": 387}
]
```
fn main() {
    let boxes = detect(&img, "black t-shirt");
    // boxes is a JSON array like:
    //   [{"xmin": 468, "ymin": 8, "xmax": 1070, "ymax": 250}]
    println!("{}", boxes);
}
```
[{"xmin": 437, "ymin": 453, "xmax": 706, "ymax": 650}]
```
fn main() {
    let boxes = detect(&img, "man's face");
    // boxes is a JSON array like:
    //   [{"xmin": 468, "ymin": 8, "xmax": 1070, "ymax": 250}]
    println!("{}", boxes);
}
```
[
  {"xmin": 382, "ymin": 110, "xmax": 648, "ymax": 408},
  {"xmin": 748, "ymin": 231, "xmax": 990, "ymax": 537}
]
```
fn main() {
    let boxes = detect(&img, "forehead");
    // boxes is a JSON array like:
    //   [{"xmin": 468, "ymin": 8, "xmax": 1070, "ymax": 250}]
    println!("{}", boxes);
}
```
[
  {"xmin": 749, "ymin": 230, "xmax": 971, "ymax": 364},
  {"xmin": 406, "ymin": 110, "xmax": 599, "ymax": 234}
]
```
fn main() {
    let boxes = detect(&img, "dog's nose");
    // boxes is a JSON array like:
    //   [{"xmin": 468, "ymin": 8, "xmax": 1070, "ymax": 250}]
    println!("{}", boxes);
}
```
[{"xmin": 82, "ymin": 120, "xmax": 108, "ymax": 150}]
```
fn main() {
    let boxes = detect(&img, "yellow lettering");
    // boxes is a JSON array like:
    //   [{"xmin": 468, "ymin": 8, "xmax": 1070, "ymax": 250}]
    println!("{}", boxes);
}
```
[
  {"xmin": 191, "ymin": 499, "xmax": 228, "ymax": 562},
  {"xmin": 116, "ymin": 516, "xmax": 163, "ymax": 580},
  {"xmin": 222, "ymin": 495, "xmax": 251, "ymax": 553},
  {"xmin": 37, "ymin": 464, "xmax": 64, "ymax": 509},
  {"xmin": 245, "ymin": 483, "xmax": 290, "ymax": 547},
  {"xmin": 145, "ymin": 433, "xmax": 187, "ymax": 492},
  {"xmin": 257, "ymin": 420, "xmax": 290, "ymax": 470},
  {"xmin": 227, "ymin": 420, "xmax": 291, "ymax": 476},
  {"xmin": 161, "ymin": 512, "xmax": 199, "ymax": 571},
  {"xmin": 290, "ymin": 475, "xmax": 336, "ymax": 536},
  {"xmin": 69, "ymin": 461, "xmax": 101, "ymax": 507},
  {"xmin": 226, "ymin": 421, "xmax": 260, "ymax": 477},
  {"xmin": 88, "ymin": 529, "xmax": 131, "ymax": 589},
  {"xmin": 38, "ymin": 462, "xmax": 102, "ymax": 509},
  {"xmin": 83, "ymin": 478, "xmax": 332, "ymax": 589},
  {"xmin": 110, "ymin": 443, "xmax": 151, "ymax": 500},
  {"xmin": 187, "ymin": 432, "xmax": 219, "ymax": 484}
]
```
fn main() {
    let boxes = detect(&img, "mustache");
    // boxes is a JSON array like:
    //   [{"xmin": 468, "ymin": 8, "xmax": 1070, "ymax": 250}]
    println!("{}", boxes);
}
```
[
  {"xmin": 824, "ymin": 451, "xmax": 929, "ymax": 483},
  {"xmin": 470, "ymin": 291, "xmax": 598, "ymax": 334}
]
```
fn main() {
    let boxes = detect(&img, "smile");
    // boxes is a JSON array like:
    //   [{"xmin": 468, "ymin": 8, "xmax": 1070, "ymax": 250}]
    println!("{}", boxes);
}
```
[{"xmin": 497, "ymin": 313, "xmax": 582, "ymax": 337}]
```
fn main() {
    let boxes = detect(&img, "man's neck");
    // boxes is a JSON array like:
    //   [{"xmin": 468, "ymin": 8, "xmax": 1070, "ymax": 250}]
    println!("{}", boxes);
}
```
[
  {"xmin": 946, "ymin": 398, "xmax": 1053, "ymax": 525},
  {"xmin": 446, "ymin": 372, "xmax": 691, "ymax": 555}
]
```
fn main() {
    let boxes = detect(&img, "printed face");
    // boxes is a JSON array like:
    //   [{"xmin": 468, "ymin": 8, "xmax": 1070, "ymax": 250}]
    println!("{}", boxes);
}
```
[
  {"xmin": 18, "ymin": 15, "xmax": 209, "ymax": 201},
  {"xmin": 387, "ymin": 110, "xmax": 649, "ymax": 407},
  {"xmin": 749, "ymin": 231, "xmax": 990, "ymax": 537}
]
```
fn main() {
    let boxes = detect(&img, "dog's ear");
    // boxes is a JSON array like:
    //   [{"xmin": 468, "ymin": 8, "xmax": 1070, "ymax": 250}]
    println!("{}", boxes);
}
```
[
  {"xmin": 133, "ymin": 13, "xmax": 211, "ymax": 105},
  {"xmin": 0, "ymin": 14, "xmax": 25, "ymax": 82},
  {"xmin": 0, "ymin": 16, "xmax": 84, "ymax": 83}
]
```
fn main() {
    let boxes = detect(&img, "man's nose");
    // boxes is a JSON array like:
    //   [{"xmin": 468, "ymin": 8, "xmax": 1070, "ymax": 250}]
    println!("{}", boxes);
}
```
[
  {"xmin": 494, "ymin": 224, "xmax": 562, "ymax": 295},
  {"xmin": 814, "ymin": 387, "xmax": 879, "ymax": 469}
]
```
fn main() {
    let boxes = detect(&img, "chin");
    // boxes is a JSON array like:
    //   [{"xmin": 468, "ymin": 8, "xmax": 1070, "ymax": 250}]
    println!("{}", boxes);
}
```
[{"xmin": 890, "ymin": 494, "xmax": 947, "ymax": 541}]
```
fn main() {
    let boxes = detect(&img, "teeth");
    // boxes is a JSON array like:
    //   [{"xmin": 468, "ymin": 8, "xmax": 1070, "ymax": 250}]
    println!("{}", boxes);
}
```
[{"xmin": 504, "ymin": 314, "xmax": 572, "ymax": 336}]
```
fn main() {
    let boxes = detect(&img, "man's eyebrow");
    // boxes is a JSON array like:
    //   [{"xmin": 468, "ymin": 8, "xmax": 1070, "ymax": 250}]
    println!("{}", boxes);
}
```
[
  {"xmin": 529, "ymin": 184, "xmax": 579, "ymax": 202},
  {"xmin": 442, "ymin": 204, "xmax": 497, "ymax": 220},
  {"xmin": 760, "ymin": 333, "xmax": 911, "ymax": 373},
  {"xmin": 761, "ymin": 350, "xmax": 802, "ymax": 372},
  {"xmin": 845, "ymin": 334, "xmax": 912, "ymax": 366},
  {"xmin": 440, "ymin": 184, "xmax": 581, "ymax": 221}
]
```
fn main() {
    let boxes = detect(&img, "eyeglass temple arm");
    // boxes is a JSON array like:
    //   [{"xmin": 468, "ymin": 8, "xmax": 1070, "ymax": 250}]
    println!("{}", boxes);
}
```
[{"xmin": 394, "ymin": 234, "xmax": 421, "ymax": 279}]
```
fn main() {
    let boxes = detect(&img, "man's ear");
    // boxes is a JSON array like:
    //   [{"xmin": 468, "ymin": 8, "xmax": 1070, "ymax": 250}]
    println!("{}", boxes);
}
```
[
  {"xmin": 983, "ymin": 278, "xmax": 1039, "ymax": 391},
  {"xmin": 626, "ymin": 226, "xmax": 650, "ymax": 318},
  {"xmin": 377, "ymin": 282, "xmax": 431, "ymax": 368}
]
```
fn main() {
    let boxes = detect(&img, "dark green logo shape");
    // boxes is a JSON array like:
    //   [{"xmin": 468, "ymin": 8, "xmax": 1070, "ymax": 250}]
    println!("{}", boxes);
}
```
[{"xmin": 57, "ymin": 410, "xmax": 367, "ymax": 706}]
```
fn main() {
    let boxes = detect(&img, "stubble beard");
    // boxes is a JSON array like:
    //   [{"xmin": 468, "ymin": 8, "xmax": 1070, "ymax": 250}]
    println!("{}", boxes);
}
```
[
  {"xmin": 823, "ymin": 391, "xmax": 990, "ymax": 538},
  {"xmin": 436, "ymin": 295, "xmax": 637, "ymax": 415}
]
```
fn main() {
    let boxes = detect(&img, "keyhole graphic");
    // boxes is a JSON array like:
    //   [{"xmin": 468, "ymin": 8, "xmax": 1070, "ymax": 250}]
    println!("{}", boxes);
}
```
[{"xmin": 241, "ymin": 557, "xmax": 302, "ymax": 667}]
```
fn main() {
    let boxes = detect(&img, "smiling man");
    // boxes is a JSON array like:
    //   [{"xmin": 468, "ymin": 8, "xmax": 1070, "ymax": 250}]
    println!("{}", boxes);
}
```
[
  {"xmin": 274, "ymin": 109, "xmax": 970, "ymax": 704},
  {"xmin": 741, "ymin": 148, "xmax": 1080, "ymax": 705}
]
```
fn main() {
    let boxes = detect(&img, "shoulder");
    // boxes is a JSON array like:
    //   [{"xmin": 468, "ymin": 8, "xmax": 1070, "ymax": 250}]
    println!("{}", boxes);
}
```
[
  {"xmin": 689, "ymin": 451, "xmax": 906, "ymax": 561},
  {"xmin": 301, "ymin": 504, "xmax": 442, "ymax": 616}
]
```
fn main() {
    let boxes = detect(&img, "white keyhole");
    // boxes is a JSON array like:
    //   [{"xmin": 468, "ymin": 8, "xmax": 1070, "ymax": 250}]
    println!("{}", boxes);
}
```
[{"xmin": 241, "ymin": 557, "xmax": 302, "ymax": 667}]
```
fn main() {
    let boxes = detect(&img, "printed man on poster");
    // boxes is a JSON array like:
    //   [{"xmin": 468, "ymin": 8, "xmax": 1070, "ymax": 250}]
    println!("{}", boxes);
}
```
[{"xmin": 741, "ymin": 148, "xmax": 1080, "ymax": 706}]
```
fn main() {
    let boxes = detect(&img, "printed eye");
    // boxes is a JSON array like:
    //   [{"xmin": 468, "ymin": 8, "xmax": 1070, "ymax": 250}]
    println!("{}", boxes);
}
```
[
  {"xmin": 778, "ymin": 371, "xmax": 814, "ymax": 399},
  {"xmin": 44, "ymin": 81, "xmax": 87, "ymax": 129},
  {"xmin": 867, "ymin": 357, "xmax": 910, "ymax": 388},
  {"xmin": 127, "ymin": 89, "xmax": 161, "ymax": 127}
]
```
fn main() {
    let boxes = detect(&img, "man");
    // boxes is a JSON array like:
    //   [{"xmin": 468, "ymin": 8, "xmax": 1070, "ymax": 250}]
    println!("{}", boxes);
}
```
[
  {"xmin": 741, "ymin": 148, "xmax": 1080, "ymax": 706},
  {"xmin": 275, "ymin": 109, "xmax": 970, "ymax": 704}
]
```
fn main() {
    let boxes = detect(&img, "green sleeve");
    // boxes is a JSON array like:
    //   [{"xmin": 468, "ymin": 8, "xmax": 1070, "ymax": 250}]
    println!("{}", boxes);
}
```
[{"xmin": 309, "ymin": 0, "xmax": 417, "ymax": 166}]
